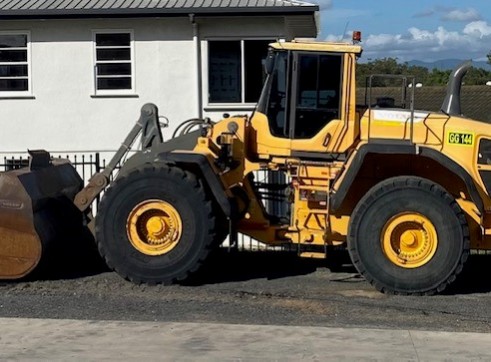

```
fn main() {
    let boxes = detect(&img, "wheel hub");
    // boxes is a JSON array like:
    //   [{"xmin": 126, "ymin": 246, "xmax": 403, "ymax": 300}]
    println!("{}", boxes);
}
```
[
  {"xmin": 381, "ymin": 213, "xmax": 438, "ymax": 268},
  {"xmin": 127, "ymin": 200, "xmax": 182, "ymax": 256},
  {"xmin": 400, "ymin": 230, "xmax": 417, "ymax": 247}
]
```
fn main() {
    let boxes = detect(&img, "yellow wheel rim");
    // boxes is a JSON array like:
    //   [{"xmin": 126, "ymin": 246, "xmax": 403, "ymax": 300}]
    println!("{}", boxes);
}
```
[
  {"xmin": 381, "ymin": 212, "xmax": 438, "ymax": 268},
  {"xmin": 126, "ymin": 200, "xmax": 182, "ymax": 256}
]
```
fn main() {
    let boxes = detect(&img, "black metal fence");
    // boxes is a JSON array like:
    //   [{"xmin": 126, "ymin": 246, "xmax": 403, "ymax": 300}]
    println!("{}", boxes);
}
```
[
  {"xmin": 0, "ymin": 153, "xmax": 103, "ymax": 179},
  {"xmin": 1, "ymin": 155, "xmax": 29, "ymax": 171}
]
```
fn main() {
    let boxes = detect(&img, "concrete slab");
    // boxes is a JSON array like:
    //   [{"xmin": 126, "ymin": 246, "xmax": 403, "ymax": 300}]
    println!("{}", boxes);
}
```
[{"xmin": 0, "ymin": 318, "xmax": 490, "ymax": 360}]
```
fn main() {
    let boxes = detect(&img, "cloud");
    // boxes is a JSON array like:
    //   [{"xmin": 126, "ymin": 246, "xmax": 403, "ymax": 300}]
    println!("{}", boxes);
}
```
[
  {"xmin": 413, "ymin": 9, "xmax": 435, "ymax": 18},
  {"xmin": 328, "ymin": 21, "xmax": 491, "ymax": 61},
  {"xmin": 442, "ymin": 8, "xmax": 481, "ymax": 22},
  {"xmin": 463, "ymin": 21, "xmax": 491, "ymax": 38},
  {"xmin": 412, "ymin": 6, "xmax": 481, "ymax": 22}
]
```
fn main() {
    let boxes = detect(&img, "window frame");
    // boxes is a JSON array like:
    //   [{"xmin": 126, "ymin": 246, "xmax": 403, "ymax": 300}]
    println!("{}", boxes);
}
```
[
  {"xmin": 0, "ymin": 30, "xmax": 32, "ymax": 98},
  {"xmin": 92, "ymin": 29, "xmax": 136, "ymax": 97},
  {"xmin": 205, "ymin": 38, "xmax": 275, "ymax": 108}
]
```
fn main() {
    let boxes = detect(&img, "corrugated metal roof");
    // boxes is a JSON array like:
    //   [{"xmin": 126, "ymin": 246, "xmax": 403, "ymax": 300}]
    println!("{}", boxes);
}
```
[{"xmin": 0, "ymin": 0, "xmax": 318, "ymax": 16}]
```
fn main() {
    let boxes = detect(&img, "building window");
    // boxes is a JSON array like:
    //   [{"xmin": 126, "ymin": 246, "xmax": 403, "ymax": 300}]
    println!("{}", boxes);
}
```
[
  {"xmin": 0, "ymin": 32, "xmax": 30, "ymax": 94},
  {"xmin": 93, "ymin": 31, "xmax": 134, "ymax": 94},
  {"xmin": 208, "ymin": 39, "xmax": 272, "ymax": 104}
]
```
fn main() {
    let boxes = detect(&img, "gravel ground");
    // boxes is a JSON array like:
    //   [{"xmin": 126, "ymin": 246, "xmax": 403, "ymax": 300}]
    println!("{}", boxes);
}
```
[{"xmin": 1, "ymin": 246, "xmax": 490, "ymax": 333}]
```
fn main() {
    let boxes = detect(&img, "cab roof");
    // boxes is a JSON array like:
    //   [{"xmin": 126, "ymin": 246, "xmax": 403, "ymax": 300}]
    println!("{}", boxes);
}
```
[{"xmin": 269, "ymin": 41, "xmax": 362, "ymax": 55}]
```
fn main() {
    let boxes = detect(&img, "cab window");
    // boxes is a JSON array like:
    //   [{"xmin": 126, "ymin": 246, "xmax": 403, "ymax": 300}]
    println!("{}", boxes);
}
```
[
  {"xmin": 265, "ymin": 52, "xmax": 289, "ymax": 137},
  {"xmin": 293, "ymin": 53, "xmax": 343, "ymax": 139}
]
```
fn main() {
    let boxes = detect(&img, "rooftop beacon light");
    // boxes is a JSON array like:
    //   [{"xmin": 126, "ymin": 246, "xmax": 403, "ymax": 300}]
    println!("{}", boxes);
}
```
[{"xmin": 352, "ymin": 31, "xmax": 362, "ymax": 44}]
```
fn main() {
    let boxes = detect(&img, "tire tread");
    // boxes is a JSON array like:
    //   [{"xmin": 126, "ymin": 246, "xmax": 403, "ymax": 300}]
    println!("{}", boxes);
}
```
[
  {"xmin": 348, "ymin": 176, "xmax": 470, "ymax": 296},
  {"xmin": 95, "ymin": 164, "xmax": 217, "ymax": 285}
]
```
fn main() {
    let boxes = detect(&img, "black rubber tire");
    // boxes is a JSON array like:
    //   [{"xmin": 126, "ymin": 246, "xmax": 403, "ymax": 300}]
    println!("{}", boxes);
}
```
[
  {"xmin": 95, "ymin": 165, "xmax": 216, "ymax": 284},
  {"xmin": 348, "ymin": 176, "xmax": 470, "ymax": 295}
]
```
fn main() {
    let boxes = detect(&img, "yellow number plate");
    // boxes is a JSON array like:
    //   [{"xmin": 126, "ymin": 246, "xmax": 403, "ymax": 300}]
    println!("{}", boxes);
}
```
[{"xmin": 447, "ymin": 132, "xmax": 474, "ymax": 146}]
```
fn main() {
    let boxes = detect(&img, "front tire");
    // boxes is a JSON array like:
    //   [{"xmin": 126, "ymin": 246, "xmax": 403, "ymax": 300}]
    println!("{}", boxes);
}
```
[
  {"xmin": 348, "ymin": 176, "xmax": 470, "ymax": 295},
  {"xmin": 95, "ymin": 165, "xmax": 216, "ymax": 284}
]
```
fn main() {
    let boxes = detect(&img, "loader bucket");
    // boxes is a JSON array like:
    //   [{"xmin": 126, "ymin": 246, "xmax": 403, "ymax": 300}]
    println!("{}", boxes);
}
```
[{"xmin": 0, "ymin": 152, "xmax": 83, "ymax": 279}]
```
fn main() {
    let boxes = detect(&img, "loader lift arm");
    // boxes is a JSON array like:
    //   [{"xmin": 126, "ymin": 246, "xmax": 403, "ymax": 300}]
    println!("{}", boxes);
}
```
[{"xmin": 74, "ymin": 103, "xmax": 163, "ymax": 212}]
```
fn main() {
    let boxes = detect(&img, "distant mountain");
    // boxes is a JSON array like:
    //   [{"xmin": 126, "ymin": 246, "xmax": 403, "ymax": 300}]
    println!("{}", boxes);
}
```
[{"xmin": 407, "ymin": 59, "xmax": 491, "ymax": 71}]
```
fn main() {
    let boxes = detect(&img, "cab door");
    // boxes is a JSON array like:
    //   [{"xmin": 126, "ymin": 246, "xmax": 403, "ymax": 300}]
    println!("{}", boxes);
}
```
[{"xmin": 289, "ymin": 52, "xmax": 358, "ymax": 157}]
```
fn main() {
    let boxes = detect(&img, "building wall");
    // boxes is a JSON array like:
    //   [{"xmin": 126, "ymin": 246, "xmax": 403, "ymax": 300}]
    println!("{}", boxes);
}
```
[{"xmin": 0, "ymin": 16, "xmax": 287, "ymax": 153}]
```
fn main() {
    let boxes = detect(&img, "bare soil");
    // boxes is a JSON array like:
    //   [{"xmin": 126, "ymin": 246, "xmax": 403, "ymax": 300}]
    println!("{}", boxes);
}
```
[{"xmin": 0, "ymin": 242, "xmax": 490, "ymax": 333}]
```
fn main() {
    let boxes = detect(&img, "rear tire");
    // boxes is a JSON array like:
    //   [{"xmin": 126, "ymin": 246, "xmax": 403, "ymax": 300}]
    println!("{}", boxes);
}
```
[
  {"xmin": 96, "ymin": 165, "xmax": 216, "ymax": 284},
  {"xmin": 348, "ymin": 176, "xmax": 469, "ymax": 295}
]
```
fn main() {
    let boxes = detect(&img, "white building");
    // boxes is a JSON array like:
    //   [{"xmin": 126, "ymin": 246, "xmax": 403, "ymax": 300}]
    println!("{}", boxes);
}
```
[{"xmin": 0, "ymin": 0, "xmax": 318, "ymax": 158}]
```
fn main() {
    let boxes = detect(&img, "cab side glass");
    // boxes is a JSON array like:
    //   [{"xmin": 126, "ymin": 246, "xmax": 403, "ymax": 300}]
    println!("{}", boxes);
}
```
[
  {"xmin": 266, "ymin": 52, "xmax": 289, "ymax": 137},
  {"xmin": 293, "ymin": 54, "xmax": 342, "ymax": 139}
]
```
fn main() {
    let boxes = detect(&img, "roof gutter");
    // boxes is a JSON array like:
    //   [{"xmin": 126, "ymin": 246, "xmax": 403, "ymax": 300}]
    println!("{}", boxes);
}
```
[{"xmin": 0, "ymin": 6, "xmax": 319, "ymax": 19}]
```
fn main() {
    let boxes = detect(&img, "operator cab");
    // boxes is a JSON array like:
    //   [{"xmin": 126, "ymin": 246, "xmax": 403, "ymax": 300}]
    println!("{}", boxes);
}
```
[
  {"xmin": 263, "ymin": 50, "xmax": 342, "ymax": 139},
  {"xmin": 252, "ymin": 41, "xmax": 362, "ymax": 159}
]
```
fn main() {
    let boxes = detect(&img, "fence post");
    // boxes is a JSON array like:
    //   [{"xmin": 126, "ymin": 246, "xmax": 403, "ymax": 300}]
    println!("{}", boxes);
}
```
[{"xmin": 95, "ymin": 152, "xmax": 101, "ymax": 173}]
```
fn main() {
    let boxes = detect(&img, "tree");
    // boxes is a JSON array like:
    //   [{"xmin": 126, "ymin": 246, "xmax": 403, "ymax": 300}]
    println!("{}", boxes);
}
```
[
  {"xmin": 463, "ymin": 67, "xmax": 490, "ymax": 85},
  {"xmin": 357, "ymin": 58, "xmax": 491, "ymax": 87},
  {"xmin": 357, "ymin": 58, "xmax": 430, "ymax": 87},
  {"xmin": 426, "ymin": 69, "xmax": 451, "ymax": 86}
]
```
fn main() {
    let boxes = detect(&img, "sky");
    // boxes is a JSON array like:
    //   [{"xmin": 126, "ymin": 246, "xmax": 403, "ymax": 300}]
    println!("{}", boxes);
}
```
[{"xmin": 313, "ymin": 0, "xmax": 491, "ymax": 62}]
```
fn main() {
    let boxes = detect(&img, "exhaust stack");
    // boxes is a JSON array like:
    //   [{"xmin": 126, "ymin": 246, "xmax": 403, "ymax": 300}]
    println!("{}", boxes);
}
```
[{"xmin": 440, "ymin": 60, "xmax": 472, "ymax": 116}]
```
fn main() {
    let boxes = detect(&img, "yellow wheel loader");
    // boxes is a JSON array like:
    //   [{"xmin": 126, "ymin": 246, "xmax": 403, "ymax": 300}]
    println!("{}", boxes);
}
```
[{"xmin": 1, "ymin": 36, "xmax": 491, "ymax": 295}]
